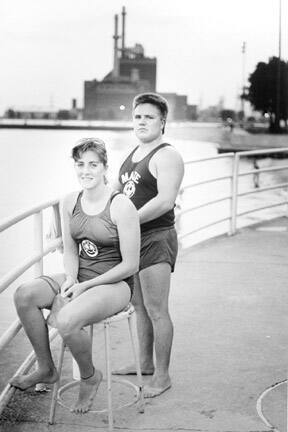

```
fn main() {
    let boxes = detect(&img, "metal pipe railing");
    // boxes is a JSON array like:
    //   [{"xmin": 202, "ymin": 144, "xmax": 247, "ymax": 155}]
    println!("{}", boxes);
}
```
[
  {"xmin": 183, "ymin": 174, "xmax": 232, "ymax": 190},
  {"xmin": 178, "ymin": 216, "xmax": 231, "ymax": 240},
  {"xmin": 237, "ymin": 200, "xmax": 288, "ymax": 217},
  {"xmin": 0, "ymin": 199, "xmax": 59, "ymax": 233},
  {"xmin": 34, "ymin": 211, "xmax": 44, "ymax": 277},
  {"xmin": 0, "ymin": 199, "xmax": 62, "ymax": 413},
  {"xmin": 234, "ymin": 147, "xmax": 288, "ymax": 157},
  {"xmin": 177, "ymin": 194, "xmax": 232, "ymax": 216},
  {"xmin": 229, "ymin": 149, "xmax": 288, "ymax": 234},
  {"xmin": 237, "ymin": 182, "xmax": 288, "ymax": 197},
  {"xmin": 0, "ymin": 238, "xmax": 62, "ymax": 295},
  {"xmin": 238, "ymin": 164, "xmax": 288, "ymax": 177},
  {"xmin": 0, "ymin": 320, "xmax": 22, "ymax": 352},
  {"xmin": 184, "ymin": 152, "xmax": 234, "ymax": 165},
  {"xmin": 179, "ymin": 147, "xmax": 288, "ymax": 239},
  {"xmin": 230, "ymin": 153, "xmax": 240, "ymax": 234}
]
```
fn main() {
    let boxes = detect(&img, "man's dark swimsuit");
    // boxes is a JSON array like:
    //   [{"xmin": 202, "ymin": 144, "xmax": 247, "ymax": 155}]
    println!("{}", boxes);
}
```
[{"xmin": 119, "ymin": 144, "xmax": 178, "ymax": 271}]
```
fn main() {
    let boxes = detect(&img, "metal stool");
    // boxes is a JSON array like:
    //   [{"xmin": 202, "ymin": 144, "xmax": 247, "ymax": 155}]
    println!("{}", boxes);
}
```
[{"xmin": 48, "ymin": 303, "xmax": 144, "ymax": 431}]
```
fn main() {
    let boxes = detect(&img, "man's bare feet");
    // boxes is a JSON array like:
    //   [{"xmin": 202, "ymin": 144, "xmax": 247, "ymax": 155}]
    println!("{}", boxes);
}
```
[
  {"xmin": 72, "ymin": 368, "xmax": 103, "ymax": 414},
  {"xmin": 10, "ymin": 367, "xmax": 59, "ymax": 391},
  {"xmin": 144, "ymin": 375, "xmax": 171, "ymax": 398},
  {"xmin": 112, "ymin": 363, "xmax": 154, "ymax": 376}
]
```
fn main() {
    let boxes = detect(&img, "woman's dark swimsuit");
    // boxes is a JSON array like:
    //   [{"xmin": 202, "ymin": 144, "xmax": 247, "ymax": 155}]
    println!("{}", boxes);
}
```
[{"xmin": 40, "ymin": 191, "xmax": 134, "ymax": 297}]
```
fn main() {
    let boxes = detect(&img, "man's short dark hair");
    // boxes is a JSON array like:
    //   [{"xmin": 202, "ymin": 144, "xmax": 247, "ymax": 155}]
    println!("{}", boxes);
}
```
[{"xmin": 133, "ymin": 93, "xmax": 169, "ymax": 134}]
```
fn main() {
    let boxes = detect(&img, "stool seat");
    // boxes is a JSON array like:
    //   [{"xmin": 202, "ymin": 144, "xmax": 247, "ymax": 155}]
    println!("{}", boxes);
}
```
[
  {"xmin": 48, "ymin": 303, "xmax": 144, "ymax": 431},
  {"xmin": 103, "ymin": 303, "xmax": 135, "ymax": 323}
]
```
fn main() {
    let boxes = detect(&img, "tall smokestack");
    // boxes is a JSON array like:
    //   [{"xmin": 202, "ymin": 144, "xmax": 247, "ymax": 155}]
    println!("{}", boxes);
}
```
[
  {"xmin": 113, "ymin": 14, "xmax": 119, "ymax": 78},
  {"xmin": 121, "ymin": 6, "xmax": 126, "ymax": 57}
]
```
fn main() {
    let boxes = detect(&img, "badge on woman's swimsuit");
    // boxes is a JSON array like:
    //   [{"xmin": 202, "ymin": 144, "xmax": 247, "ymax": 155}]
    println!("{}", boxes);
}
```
[{"xmin": 81, "ymin": 239, "xmax": 98, "ymax": 257}]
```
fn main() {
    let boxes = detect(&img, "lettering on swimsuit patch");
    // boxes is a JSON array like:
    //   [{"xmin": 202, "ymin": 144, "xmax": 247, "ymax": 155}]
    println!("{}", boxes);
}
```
[
  {"xmin": 81, "ymin": 239, "xmax": 98, "ymax": 257},
  {"xmin": 121, "ymin": 171, "xmax": 141, "ymax": 198}
]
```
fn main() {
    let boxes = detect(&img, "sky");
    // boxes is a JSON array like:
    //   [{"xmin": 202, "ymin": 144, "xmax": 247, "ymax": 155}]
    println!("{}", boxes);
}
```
[{"xmin": 1, "ymin": 0, "xmax": 287, "ymax": 114}]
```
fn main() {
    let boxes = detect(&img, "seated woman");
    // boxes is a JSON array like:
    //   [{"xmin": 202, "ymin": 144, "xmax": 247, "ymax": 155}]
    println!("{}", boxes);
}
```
[{"xmin": 10, "ymin": 138, "xmax": 140, "ymax": 414}]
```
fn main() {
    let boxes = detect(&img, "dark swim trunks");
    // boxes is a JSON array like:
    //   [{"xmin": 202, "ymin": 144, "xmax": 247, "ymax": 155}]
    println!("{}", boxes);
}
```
[
  {"xmin": 38, "ymin": 275, "xmax": 61, "ymax": 295},
  {"xmin": 139, "ymin": 227, "xmax": 178, "ymax": 272}
]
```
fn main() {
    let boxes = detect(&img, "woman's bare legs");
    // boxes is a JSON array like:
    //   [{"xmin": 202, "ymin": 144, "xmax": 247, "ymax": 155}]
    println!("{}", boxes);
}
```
[
  {"xmin": 56, "ymin": 281, "xmax": 130, "ymax": 413},
  {"xmin": 10, "ymin": 273, "xmax": 66, "ymax": 390}
]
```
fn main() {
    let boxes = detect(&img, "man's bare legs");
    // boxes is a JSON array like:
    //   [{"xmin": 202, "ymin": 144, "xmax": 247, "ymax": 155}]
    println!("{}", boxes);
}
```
[
  {"xmin": 113, "ymin": 263, "xmax": 173, "ymax": 397},
  {"xmin": 57, "ymin": 281, "xmax": 130, "ymax": 413},
  {"xmin": 10, "ymin": 274, "xmax": 65, "ymax": 390},
  {"xmin": 140, "ymin": 263, "xmax": 173, "ymax": 397},
  {"xmin": 112, "ymin": 273, "xmax": 154, "ymax": 375}
]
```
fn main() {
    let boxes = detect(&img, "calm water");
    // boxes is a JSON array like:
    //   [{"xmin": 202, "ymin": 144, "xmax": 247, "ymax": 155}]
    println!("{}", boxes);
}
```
[
  {"xmin": 0, "ymin": 125, "xmax": 225, "ymax": 217},
  {"xmin": 0, "ymin": 125, "xmax": 287, "ymax": 323}
]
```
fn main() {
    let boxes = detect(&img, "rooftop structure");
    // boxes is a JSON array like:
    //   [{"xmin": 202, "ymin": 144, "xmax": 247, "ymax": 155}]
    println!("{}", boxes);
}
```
[
  {"xmin": 84, "ymin": 7, "xmax": 189, "ymax": 121},
  {"xmin": 84, "ymin": 7, "xmax": 157, "ymax": 120}
]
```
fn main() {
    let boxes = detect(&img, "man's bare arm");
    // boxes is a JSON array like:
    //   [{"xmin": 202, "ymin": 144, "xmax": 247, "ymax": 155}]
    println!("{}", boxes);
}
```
[{"xmin": 138, "ymin": 148, "xmax": 184, "ymax": 224}]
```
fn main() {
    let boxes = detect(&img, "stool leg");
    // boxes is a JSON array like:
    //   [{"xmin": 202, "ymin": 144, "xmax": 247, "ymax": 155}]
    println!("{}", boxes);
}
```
[
  {"xmin": 48, "ymin": 338, "xmax": 66, "ymax": 424},
  {"xmin": 72, "ymin": 325, "xmax": 94, "ymax": 380},
  {"xmin": 104, "ymin": 322, "xmax": 113, "ymax": 431},
  {"xmin": 89, "ymin": 324, "xmax": 94, "ymax": 340},
  {"xmin": 128, "ymin": 312, "xmax": 145, "ymax": 413}
]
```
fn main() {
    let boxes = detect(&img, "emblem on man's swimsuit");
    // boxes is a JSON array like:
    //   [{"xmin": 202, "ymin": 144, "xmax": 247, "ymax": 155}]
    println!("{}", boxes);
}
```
[
  {"xmin": 123, "ymin": 180, "xmax": 136, "ymax": 198},
  {"xmin": 81, "ymin": 239, "xmax": 98, "ymax": 257}
]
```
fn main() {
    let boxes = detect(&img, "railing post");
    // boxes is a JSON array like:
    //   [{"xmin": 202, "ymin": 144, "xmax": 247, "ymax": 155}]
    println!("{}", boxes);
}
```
[
  {"xmin": 33, "ymin": 211, "xmax": 43, "ymax": 277},
  {"xmin": 34, "ymin": 210, "xmax": 48, "ymax": 392},
  {"xmin": 52, "ymin": 203, "xmax": 62, "ymax": 238},
  {"xmin": 285, "ymin": 186, "xmax": 288, "ymax": 218},
  {"xmin": 230, "ymin": 153, "xmax": 240, "ymax": 235},
  {"xmin": 175, "ymin": 187, "xmax": 184, "ymax": 249}
]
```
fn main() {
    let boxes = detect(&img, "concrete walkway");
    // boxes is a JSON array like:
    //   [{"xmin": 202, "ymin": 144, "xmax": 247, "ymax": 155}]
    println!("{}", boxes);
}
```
[{"xmin": 0, "ymin": 218, "xmax": 287, "ymax": 432}]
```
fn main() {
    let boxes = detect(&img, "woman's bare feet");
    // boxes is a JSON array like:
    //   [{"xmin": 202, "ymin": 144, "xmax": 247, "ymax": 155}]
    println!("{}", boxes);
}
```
[
  {"xmin": 72, "ymin": 368, "xmax": 103, "ymax": 414},
  {"xmin": 10, "ymin": 367, "xmax": 59, "ymax": 391}
]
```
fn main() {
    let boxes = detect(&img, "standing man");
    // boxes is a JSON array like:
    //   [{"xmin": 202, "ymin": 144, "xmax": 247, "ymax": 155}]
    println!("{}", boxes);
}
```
[{"xmin": 114, "ymin": 93, "xmax": 184, "ymax": 398}]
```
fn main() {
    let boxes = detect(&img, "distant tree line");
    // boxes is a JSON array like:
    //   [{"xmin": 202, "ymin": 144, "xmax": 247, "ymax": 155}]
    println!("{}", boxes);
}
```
[
  {"xmin": 243, "ymin": 56, "xmax": 288, "ymax": 133},
  {"xmin": 5, "ymin": 109, "xmax": 78, "ymax": 120}
]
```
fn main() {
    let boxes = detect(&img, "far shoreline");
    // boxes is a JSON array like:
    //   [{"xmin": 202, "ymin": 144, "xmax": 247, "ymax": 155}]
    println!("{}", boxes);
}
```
[{"xmin": 1, "ymin": 119, "xmax": 288, "ymax": 156}]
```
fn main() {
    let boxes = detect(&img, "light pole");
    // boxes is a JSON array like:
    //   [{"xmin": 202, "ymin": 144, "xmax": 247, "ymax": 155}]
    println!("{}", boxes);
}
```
[
  {"xmin": 241, "ymin": 41, "xmax": 246, "ymax": 119},
  {"xmin": 275, "ymin": 0, "xmax": 282, "ymax": 131},
  {"xmin": 278, "ymin": 0, "xmax": 282, "ymax": 60}
]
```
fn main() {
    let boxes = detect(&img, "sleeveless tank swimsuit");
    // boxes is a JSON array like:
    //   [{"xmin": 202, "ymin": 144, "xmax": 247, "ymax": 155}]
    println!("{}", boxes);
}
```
[
  {"xmin": 118, "ymin": 143, "xmax": 175, "ymax": 232},
  {"xmin": 69, "ymin": 191, "xmax": 134, "ymax": 291}
]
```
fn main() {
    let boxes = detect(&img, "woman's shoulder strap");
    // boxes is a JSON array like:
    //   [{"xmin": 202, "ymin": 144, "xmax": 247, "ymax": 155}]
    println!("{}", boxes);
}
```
[
  {"xmin": 71, "ymin": 190, "xmax": 83, "ymax": 214},
  {"xmin": 110, "ymin": 190, "xmax": 122, "ymax": 203}
]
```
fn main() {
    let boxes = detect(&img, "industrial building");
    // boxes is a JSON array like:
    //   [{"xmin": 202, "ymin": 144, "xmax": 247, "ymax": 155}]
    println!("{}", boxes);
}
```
[
  {"xmin": 84, "ymin": 7, "xmax": 193, "ymax": 121},
  {"xmin": 4, "ymin": 99, "xmax": 82, "ymax": 121}
]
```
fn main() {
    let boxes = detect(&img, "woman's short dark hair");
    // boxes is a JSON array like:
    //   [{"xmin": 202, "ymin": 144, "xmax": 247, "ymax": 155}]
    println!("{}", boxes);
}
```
[
  {"xmin": 133, "ymin": 93, "xmax": 169, "ymax": 134},
  {"xmin": 71, "ymin": 138, "xmax": 107, "ymax": 167}
]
